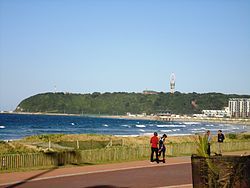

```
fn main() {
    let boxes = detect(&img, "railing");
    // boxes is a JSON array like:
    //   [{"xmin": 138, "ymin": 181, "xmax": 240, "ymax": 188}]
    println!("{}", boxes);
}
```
[
  {"xmin": 167, "ymin": 141, "xmax": 250, "ymax": 156},
  {"xmin": 1, "ymin": 141, "xmax": 250, "ymax": 172},
  {"xmin": 0, "ymin": 153, "xmax": 57, "ymax": 170},
  {"xmin": 0, "ymin": 146, "xmax": 150, "ymax": 171},
  {"xmin": 219, "ymin": 141, "xmax": 250, "ymax": 152}
]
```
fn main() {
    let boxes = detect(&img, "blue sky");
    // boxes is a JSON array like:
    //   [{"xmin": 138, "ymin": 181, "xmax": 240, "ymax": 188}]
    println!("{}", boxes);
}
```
[{"xmin": 0, "ymin": 0, "xmax": 250, "ymax": 111}]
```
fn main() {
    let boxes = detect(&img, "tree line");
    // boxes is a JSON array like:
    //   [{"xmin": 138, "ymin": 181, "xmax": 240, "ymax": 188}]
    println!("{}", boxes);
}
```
[{"xmin": 15, "ymin": 92, "xmax": 250, "ymax": 115}]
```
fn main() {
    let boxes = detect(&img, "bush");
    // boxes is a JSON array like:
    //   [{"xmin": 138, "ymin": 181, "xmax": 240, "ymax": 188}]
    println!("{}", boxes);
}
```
[
  {"xmin": 228, "ymin": 133, "xmax": 237, "ymax": 139},
  {"xmin": 242, "ymin": 134, "xmax": 250, "ymax": 140}
]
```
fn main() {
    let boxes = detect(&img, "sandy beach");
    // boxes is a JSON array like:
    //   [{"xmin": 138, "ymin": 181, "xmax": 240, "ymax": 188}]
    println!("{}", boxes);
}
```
[{"xmin": 99, "ymin": 114, "xmax": 250, "ymax": 125}]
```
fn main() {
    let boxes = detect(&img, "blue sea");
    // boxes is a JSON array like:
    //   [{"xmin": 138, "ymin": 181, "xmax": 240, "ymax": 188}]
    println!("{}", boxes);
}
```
[{"xmin": 0, "ymin": 113, "xmax": 249, "ymax": 140}]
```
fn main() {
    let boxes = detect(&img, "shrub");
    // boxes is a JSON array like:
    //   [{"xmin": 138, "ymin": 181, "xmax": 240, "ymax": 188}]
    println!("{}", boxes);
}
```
[
  {"xmin": 228, "ymin": 133, "xmax": 237, "ymax": 139},
  {"xmin": 242, "ymin": 134, "xmax": 250, "ymax": 140}
]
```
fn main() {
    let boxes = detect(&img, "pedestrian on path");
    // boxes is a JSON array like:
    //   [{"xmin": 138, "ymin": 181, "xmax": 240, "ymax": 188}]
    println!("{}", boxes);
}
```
[
  {"xmin": 217, "ymin": 130, "xmax": 225, "ymax": 155},
  {"xmin": 158, "ymin": 134, "xmax": 167, "ymax": 163},
  {"xmin": 150, "ymin": 132, "xmax": 159, "ymax": 163},
  {"xmin": 206, "ymin": 130, "xmax": 212, "ymax": 156}
]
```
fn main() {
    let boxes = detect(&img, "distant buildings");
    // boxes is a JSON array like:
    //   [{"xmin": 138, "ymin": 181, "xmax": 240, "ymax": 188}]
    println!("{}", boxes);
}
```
[
  {"xmin": 156, "ymin": 110, "xmax": 172, "ymax": 116},
  {"xmin": 202, "ymin": 109, "xmax": 229, "ymax": 118},
  {"xmin": 192, "ymin": 98, "xmax": 250, "ymax": 119},
  {"xmin": 193, "ymin": 108, "xmax": 229, "ymax": 118},
  {"xmin": 142, "ymin": 90, "xmax": 158, "ymax": 95},
  {"xmin": 229, "ymin": 98, "xmax": 250, "ymax": 118}
]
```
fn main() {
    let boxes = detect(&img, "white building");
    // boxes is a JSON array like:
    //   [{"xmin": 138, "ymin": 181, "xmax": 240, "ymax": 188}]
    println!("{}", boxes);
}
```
[
  {"xmin": 202, "ymin": 110, "xmax": 228, "ymax": 118},
  {"xmin": 228, "ymin": 98, "xmax": 250, "ymax": 118}
]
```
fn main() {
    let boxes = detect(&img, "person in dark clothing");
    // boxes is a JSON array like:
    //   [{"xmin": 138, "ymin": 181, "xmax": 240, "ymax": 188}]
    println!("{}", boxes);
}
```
[
  {"xmin": 150, "ymin": 132, "xmax": 159, "ymax": 163},
  {"xmin": 217, "ymin": 130, "xmax": 225, "ymax": 155},
  {"xmin": 206, "ymin": 130, "xmax": 212, "ymax": 156},
  {"xmin": 158, "ymin": 134, "xmax": 167, "ymax": 163}
]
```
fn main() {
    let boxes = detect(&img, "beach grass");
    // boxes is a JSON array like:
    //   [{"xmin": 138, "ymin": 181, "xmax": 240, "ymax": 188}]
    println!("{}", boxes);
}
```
[
  {"xmin": 1, "ymin": 133, "xmax": 250, "ymax": 172},
  {"xmin": 1, "ymin": 132, "xmax": 250, "ymax": 154}
]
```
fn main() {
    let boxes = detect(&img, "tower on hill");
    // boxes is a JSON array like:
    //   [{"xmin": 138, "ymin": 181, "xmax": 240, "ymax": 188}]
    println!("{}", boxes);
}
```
[{"xmin": 170, "ymin": 73, "xmax": 175, "ymax": 94}]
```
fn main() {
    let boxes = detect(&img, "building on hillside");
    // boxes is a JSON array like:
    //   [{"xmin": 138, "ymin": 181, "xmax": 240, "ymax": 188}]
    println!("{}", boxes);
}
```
[
  {"xmin": 228, "ymin": 98, "xmax": 250, "ymax": 118},
  {"xmin": 142, "ymin": 90, "xmax": 158, "ymax": 95}
]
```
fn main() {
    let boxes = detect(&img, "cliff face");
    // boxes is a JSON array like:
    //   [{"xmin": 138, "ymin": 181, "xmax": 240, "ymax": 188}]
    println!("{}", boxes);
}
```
[{"xmin": 15, "ymin": 92, "xmax": 249, "ymax": 115}]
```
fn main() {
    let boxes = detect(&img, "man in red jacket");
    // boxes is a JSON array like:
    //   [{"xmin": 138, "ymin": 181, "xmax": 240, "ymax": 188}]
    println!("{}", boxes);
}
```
[{"xmin": 150, "ymin": 132, "xmax": 159, "ymax": 163}]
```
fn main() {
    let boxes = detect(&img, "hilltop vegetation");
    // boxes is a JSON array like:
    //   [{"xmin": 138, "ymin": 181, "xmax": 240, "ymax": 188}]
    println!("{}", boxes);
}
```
[{"xmin": 15, "ymin": 92, "xmax": 250, "ymax": 115}]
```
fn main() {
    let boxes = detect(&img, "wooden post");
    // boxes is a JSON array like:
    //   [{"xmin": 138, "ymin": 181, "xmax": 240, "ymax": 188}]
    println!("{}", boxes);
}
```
[
  {"xmin": 77, "ymin": 140, "xmax": 79, "ymax": 149},
  {"xmin": 170, "ymin": 144, "xmax": 173, "ymax": 156},
  {"xmin": 49, "ymin": 140, "xmax": 51, "ymax": 149},
  {"xmin": 110, "ymin": 139, "xmax": 112, "ymax": 147}
]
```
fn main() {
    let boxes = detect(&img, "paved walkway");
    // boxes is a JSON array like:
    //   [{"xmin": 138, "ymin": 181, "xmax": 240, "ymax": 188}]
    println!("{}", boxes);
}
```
[{"xmin": 0, "ymin": 150, "xmax": 249, "ymax": 188}]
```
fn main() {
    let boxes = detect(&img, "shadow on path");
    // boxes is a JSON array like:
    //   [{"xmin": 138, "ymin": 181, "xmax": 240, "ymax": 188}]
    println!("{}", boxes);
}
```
[
  {"xmin": 5, "ymin": 167, "xmax": 58, "ymax": 188},
  {"xmin": 85, "ymin": 186, "xmax": 128, "ymax": 188}
]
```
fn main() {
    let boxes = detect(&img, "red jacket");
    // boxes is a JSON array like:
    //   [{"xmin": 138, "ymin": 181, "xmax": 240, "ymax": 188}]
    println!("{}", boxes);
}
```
[{"xmin": 150, "ymin": 136, "xmax": 159, "ymax": 148}]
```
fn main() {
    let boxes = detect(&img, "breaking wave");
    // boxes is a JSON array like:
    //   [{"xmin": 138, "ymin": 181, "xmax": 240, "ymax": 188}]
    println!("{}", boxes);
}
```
[
  {"xmin": 157, "ymin": 124, "xmax": 186, "ymax": 128},
  {"xmin": 121, "ymin": 124, "xmax": 131, "ymax": 128},
  {"xmin": 139, "ymin": 129, "xmax": 145, "ymax": 132},
  {"xmin": 160, "ymin": 130, "xmax": 173, "ymax": 133},
  {"xmin": 136, "ymin": 125, "xmax": 146, "ymax": 128}
]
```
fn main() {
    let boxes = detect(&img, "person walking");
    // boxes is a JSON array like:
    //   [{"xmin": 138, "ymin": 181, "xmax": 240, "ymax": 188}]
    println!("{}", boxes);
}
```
[
  {"xmin": 206, "ymin": 130, "xmax": 212, "ymax": 156},
  {"xmin": 217, "ymin": 130, "xmax": 225, "ymax": 155},
  {"xmin": 150, "ymin": 132, "xmax": 159, "ymax": 163},
  {"xmin": 158, "ymin": 134, "xmax": 167, "ymax": 163}
]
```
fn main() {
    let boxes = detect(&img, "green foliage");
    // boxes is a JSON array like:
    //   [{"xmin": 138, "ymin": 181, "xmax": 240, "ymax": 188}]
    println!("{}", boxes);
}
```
[
  {"xmin": 0, "ymin": 142, "xmax": 13, "ymax": 153},
  {"xmin": 58, "ymin": 140, "xmax": 122, "ymax": 150},
  {"xmin": 0, "ymin": 141, "xmax": 37, "ymax": 154},
  {"xmin": 194, "ymin": 135, "xmax": 220, "ymax": 186},
  {"xmin": 23, "ymin": 134, "xmax": 65, "ymax": 142},
  {"xmin": 195, "ymin": 135, "xmax": 208, "ymax": 157},
  {"xmin": 57, "ymin": 140, "xmax": 110, "ymax": 150},
  {"xmin": 242, "ymin": 134, "xmax": 250, "ymax": 139},
  {"xmin": 15, "ymin": 92, "xmax": 250, "ymax": 115},
  {"xmin": 228, "ymin": 133, "xmax": 237, "ymax": 139}
]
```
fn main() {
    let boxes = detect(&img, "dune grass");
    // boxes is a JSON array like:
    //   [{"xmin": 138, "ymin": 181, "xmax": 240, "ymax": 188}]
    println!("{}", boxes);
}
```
[{"xmin": 1, "ymin": 132, "xmax": 250, "ymax": 154}]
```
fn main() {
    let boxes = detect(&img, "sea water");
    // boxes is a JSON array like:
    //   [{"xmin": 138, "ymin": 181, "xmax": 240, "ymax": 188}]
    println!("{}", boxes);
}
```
[{"xmin": 0, "ymin": 113, "xmax": 249, "ymax": 140}]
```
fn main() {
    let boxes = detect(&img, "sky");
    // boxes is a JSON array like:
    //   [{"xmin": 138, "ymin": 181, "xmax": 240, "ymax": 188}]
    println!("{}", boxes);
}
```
[{"xmin": 0, "ymin": 0, "xmax": 250, "ymax": 111}]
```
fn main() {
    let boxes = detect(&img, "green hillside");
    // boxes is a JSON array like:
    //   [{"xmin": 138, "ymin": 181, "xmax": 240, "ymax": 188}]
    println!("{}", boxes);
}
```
[{"xmin": 15, "ymin": 92, "xmax": 250, "ymax": 115}]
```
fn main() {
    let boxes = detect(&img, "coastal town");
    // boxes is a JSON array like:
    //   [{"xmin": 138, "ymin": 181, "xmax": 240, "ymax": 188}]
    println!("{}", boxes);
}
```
[
  {"xmin": 1, "ymin": 0, "xmax": 250, "ymax": 187},
  {"xmin": 118, "ymin": 97, "xmax": 250, "ymax": 126}
]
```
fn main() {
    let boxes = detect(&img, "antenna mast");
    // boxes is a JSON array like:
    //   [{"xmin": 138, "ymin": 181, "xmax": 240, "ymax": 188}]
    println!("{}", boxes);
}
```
[{"xmin": 170, "ymin": 73, "xmax": 175, "ymax": 94}]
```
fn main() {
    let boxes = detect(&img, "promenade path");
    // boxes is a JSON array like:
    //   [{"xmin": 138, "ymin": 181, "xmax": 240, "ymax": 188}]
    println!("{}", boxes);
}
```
[{"xmin": 0, "ymin": 151, "xmax": 249, "ymax": 188}]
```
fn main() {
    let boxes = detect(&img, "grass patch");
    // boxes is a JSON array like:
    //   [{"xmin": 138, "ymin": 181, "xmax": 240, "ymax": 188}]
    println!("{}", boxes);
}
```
[
  {"xmin": 1, "ymin": 132, "xmax": 250, "ymax": 155},
  {"xmin": 56, "ymin": 140, "xmax": 110, "ymax": 150},
  {"xmin": 0, "ymin": 141, "xmax": 37, "ymax": 154},
  {"xmin": 228, "ymin": 133, "xmax": 237, "ymax": 139}
]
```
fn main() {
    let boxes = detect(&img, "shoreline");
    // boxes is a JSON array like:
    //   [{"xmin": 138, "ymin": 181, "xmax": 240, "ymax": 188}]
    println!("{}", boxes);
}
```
[
  {"xmin": 99, "ymin": 115, "xmax": 250, "ymax": 125},
  {"xmin": 2, "ymin": 111, "xmax": 250, "ymax": 125}
]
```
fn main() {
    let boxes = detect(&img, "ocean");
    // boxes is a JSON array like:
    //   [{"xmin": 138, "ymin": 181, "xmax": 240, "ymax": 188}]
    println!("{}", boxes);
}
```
[{"xmin": 0, "ymin": 113, "xmax": 249, "ymax": 140}]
